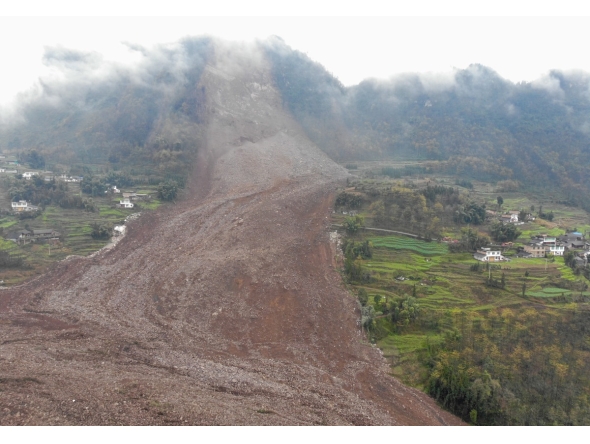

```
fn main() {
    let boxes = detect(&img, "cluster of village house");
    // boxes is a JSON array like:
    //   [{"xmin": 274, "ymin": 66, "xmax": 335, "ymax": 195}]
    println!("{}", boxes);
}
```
[
  {"xmin": 7, "ymin": 173, "xmax": 83, "ymax": 213},
  {"xmin": 10, "ymin": 190, "xmax": 150, "ymax": 212},
  {"xmin": 474, "ymin": 232, "xmax": 589, "ymax": 264},
  {"xmin": 5, "ymin": 228, "xmax": 61, "ymax": 244},
  {"xmin": 485, "ymin": 209, "xmax": 532, "ymax": 225},
  {"xmin": 116, "ymin": 192, "xmax": 151, "ymax": 209},
  {"xmin": 472, "ymin": 209, "xmax": 590, "ymax": 264}
]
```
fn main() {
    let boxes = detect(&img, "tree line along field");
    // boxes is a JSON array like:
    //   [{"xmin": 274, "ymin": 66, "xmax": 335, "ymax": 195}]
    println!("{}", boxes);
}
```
[{"xmin": 334, "ymin": 161, "xmax": 590, "ymax": 425}]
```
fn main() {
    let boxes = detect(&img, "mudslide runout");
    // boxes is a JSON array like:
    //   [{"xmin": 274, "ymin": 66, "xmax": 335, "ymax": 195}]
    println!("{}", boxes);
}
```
[{"xmin": 0, "ymin": 40, "xmax": 463, "ymax": 425}]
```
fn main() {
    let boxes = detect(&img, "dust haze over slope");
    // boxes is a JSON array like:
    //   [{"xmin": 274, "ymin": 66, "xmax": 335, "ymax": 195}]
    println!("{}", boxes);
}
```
[{"xmin": 0, "ymin": 39, "xmax": 462, "ymax": 425}]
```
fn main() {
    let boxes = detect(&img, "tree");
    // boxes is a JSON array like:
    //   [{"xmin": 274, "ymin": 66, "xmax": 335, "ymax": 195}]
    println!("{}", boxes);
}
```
[
  {"xmin": 81, "ymin": 176, "xmax": 107, "ymax": 196},
  {"xmin": 490, "ymin": 222, "xmax": 521, "ymax": 242},
  {"xmin": 343, "ymin": 214, "xmax": 364, "ymax": 234},
  {"xmin": 344, "ymin": 257, "xmax": 363, "ymax": 282},
  {"xmin": 454, "ymin": 202, "xmax": 486, "ymax": 225},
  {"xmin": 90, "ymin": 222, "xmax": 112, "ymax": 240},
  {"xmin": 23, "ymin": 149, "xmax": 45, "ymax": 169},
  {"xmin": 358, "ymin": 288, "xmax": 368, "ymax": 306},
  {"xmin": 564, "ymin": 251, "xmax": 576, "ymax": 268},
  {"xmin": 361, "ymin": 305, "xmax": 376, "ymax": 331},
  {"xmin": 392, "ymin": 296, "xmax": 420, "ymax": 325},
  {"xmin": 157, "ymin": 180, "xmax": 178, "ymax": 201},
  {"xmin": 497, "ymin": 196, "xmax": 504, "ymax": 209},
  {"xmin": 342, "ymin": 239, "xmax": 372, "ymax": 259}
]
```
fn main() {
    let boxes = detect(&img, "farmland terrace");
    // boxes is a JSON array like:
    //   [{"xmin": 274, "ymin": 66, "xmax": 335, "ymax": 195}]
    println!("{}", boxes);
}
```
[{"xmin": 0, "ymin": 41, "xmax": 462, "ymax": 425}]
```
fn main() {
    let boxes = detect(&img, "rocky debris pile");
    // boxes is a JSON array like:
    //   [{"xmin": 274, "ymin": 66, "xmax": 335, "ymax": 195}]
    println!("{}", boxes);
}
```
[
  {"xmin": 0, "ymin": 40, "xmax": 462, "ymax": 426},
  {"xmin": 125, "ymin": 212, "xmax": 141, "ymax": 223}
]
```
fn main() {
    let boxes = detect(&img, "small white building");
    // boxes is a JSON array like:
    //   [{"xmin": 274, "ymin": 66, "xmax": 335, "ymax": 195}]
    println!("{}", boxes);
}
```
[
  {"xmin": 22, "ymin": 172, "xmax": 38, "ymax": 180},
  {"xmin": 548, "ymin": 245, "xmax": 565, "ymax": 256},
  {"xmin": 11, "ymin": 200, "xmax": 38, "ymax": 212},
  {"xmin": 500, "ymin": 214, "xmax": 519, "ymax": 224},
  {"xmin": 473, "ymin": 248, "xmax": 505, "ymax": 262},
  {"xmin": 118, "ymin": 198, "xmax": 134, "ymax": 209}
]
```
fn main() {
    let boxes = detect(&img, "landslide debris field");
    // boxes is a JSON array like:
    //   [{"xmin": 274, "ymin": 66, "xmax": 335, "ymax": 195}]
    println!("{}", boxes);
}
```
[{"xmin": 0, "ymin": 42, "xmax": 462, "ymax": 425}]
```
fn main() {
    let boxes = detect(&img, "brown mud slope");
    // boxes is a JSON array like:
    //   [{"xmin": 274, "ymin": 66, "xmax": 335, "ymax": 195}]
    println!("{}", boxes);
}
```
[{"xmin": 0, "ymin": 41, "xmax": 463, "ymax": 425}]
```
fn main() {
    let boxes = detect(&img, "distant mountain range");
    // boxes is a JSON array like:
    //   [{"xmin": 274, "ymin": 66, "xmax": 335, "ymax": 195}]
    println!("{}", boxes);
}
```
[{"xmin": 3, "ymin": 36, "xmax": 590, "ymax": 208}]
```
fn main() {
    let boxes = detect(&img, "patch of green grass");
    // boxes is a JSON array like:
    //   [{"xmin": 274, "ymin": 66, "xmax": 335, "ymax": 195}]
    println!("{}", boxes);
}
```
[
  {"xmin": 0, "ymin": 219, "xmax": 17, "ymax": 229},
  {"xmin": 138, "ymin": 200, "xmax": 161, "ymax": 210},
  {"xmin": 98, "ymin": 207, "xmax": 127, "ymax": 218},
  {"xmin": 0, "ymin": 238, "xmax": 18, "ymax": 251}
]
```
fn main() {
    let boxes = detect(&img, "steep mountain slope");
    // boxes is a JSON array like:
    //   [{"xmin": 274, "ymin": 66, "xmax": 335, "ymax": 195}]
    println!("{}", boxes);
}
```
[
  {"xmin": 0, "ymin": 40, "xmax": 462, "ymax": 425},
  {"xmin": 265, "ymin": 39, "xmax": 590, "ymax": 208}
]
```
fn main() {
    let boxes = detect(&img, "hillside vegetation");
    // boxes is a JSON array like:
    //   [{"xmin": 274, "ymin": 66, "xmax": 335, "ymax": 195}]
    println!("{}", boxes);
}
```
[{"xmin": 335, "ymin": 165, "xmax": 590, "ymax": 425}]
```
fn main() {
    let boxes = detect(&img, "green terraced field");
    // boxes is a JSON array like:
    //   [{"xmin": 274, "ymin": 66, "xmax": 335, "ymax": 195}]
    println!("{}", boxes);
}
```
[
  {"xmin": 370, "ymin": 235, "xmax": 448, "ymax": 255},
  {"xmin": 526, "ymin": 287, "xmax": 590, "ymax": 298}
]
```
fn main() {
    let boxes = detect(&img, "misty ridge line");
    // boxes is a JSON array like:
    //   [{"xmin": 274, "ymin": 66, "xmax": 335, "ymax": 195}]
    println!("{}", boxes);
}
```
[
  {"xmin": 2, "ymin": 35, "xmax": 590, "ymax": 217},
  {"xmin": 1, "ymin": 35, "xmax": 589, "ymax": 122}
]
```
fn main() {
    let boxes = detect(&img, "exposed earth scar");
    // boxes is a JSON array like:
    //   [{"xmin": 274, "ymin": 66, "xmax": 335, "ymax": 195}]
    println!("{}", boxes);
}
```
[{"xmin": 0, "ymin": 41, "xmax": 463, "ymax": 425}]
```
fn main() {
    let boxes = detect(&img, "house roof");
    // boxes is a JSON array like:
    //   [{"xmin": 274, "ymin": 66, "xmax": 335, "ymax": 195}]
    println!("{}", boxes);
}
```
[
  {"xmin": 33, "ymin": 229, "xmax": 58, "ymax": 235},
  {"xmin": 4, "ymin": 230, "xmax": 30, "ymax": 240}
]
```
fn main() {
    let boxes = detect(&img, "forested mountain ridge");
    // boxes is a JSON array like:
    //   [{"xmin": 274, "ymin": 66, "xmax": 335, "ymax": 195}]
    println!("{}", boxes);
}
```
[
  {"xmin": 264, "ymin": 38, "xmax": 590, "ymax": 208},
  {"xmin": 3, "ymin": 36, "xmax": 590, "ymax": 208}
]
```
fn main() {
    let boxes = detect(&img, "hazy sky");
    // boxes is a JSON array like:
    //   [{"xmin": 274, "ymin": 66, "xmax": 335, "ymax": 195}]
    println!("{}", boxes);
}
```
[{"xmin": 1, "ymin": 4, "xmax": 590, "ymax": 106}]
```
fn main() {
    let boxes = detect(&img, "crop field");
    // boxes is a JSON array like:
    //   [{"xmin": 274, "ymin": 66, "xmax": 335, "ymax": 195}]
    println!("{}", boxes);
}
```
[
  {"xmin": 369, "ymin": 235, "xmax": 448, "ymax": 255},
  {"xmin": 341, "ymin": 229, "xmax": 590, "ymax": 392},
  {"xmin": 337, "ymin": 160, "xmax": 590, "ymax": 424}
]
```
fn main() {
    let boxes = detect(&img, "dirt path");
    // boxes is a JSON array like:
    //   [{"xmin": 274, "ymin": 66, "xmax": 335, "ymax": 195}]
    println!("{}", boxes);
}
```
[{"xmin": 0, "ymin": 40, "xmax": 463, "ymax": 425}]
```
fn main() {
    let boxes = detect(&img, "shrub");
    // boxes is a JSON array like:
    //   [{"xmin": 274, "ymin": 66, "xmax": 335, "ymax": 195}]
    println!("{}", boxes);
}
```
[
  {"xmin": 157, "ymin": 180, "xmax": 178, "ymax": 201},
  {"xmin": 90, "ymin": 223, "xmax": 112, "ymax": 240}
]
